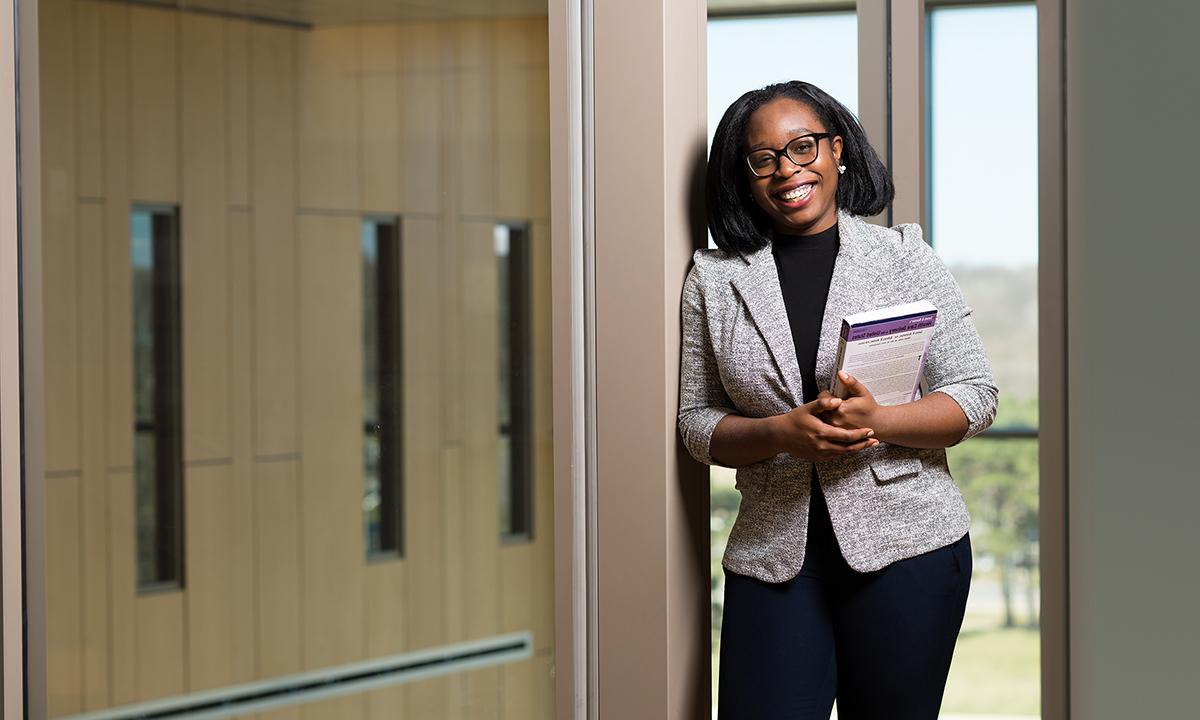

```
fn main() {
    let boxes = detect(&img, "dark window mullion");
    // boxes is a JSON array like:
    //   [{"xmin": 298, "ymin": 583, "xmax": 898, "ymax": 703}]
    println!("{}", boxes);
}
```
[{"xmin": 150, "ymin": 210, "xmax": 184, "ymax": 588}]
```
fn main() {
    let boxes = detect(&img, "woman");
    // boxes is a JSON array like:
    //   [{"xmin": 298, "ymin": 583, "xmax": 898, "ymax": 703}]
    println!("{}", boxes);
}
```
[{"xmin": 679, "ymin": 80, "xmax": 998, "ymax": 719}]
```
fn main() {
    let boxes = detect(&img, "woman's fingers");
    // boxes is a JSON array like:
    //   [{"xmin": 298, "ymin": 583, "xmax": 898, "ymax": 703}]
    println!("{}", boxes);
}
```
[
  {"xmin": 837, "ymin": 370, "xmax": 871, "ymax": 398},
  {"xmin": 820, "ymin": 425, "xmax": 874, "ymax": 445}
]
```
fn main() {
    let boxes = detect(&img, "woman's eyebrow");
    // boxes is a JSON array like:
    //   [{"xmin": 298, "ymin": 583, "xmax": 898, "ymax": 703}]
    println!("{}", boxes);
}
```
[{"xmin": 746, "ymin": 127, "xmax": 818, "ymax": 151}]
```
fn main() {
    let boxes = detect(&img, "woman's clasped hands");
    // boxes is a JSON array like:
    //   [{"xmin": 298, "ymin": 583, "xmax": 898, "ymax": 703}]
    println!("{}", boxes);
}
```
[{"xmin": 771, "ymin": 370, "xmax": 883, "ymax": 462}]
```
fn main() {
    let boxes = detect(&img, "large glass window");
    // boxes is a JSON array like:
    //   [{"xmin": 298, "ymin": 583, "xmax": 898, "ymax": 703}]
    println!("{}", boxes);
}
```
[
  {"xmin": 38, "ymin": 2, "xmax": 553, "ymax": 716},
  {"xmin": 930, "ymin": 3, "xmax": 1041, "ymax": 717}
]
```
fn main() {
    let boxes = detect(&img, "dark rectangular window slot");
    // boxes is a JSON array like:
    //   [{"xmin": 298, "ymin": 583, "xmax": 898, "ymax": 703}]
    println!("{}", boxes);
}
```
[
  {"xmin": 363, "ymin": 217, "xmax": 404, "ymax": 558},
  {"xmin": 132, "ymin": 205, "xmax": 184, "ymax": 591},
  {"xmin": 496, "ymin": 223, "xmax": 533, "ymax": 541}
]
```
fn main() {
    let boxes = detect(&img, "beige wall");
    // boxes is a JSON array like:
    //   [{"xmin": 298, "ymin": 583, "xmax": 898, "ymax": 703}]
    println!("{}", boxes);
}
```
[{"xmin": 39, "ymin": 1, "xmax": 553, "ymax": 717}]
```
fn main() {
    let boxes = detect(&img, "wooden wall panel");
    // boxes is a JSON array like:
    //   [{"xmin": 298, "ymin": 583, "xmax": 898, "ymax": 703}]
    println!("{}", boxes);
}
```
[
  {"xmin": 296, "ymin": 214, "xmax": 365, "ymax": 675},
  {"xmin": 78, "ymin": 201, "xmax": 111, "ymax": 710},
  {"xmin": 359, "ymin": 24, "xmax": 401, "ymax": 212},
  {"xmin": 46, "ymin": 476, "xmax": 83, "ymax": 716},
  {"xmin": 397, "ymin": 23, "xmax": 444, "ymax": 215},
  {"xmin": 184, "ymin": 463, "xmax": 243, "ymax": 691},
  {"xmin": 455, "ymin": 21, "xmax": 496, "ymax": 219},
  {"xmin": 400, "ymin": 216, "xmax": 446, "ymax": 718},
  {"xmin": 128, "ymin": 5, "xmax": 179, "ymax": 203},
  {"xmin": 101, "ymin": 1, "xmax": 134, "ymax": 471},
  {"xmin": 298, "ymin": 27, "xmax": 360, "ymax": 211},
  {"xmin": 250, "ymin": 24, "xmax": 299, "ymax": 457},
  {"xmin": 43, "ymin": 10, "xmax": 556, "ymax": 717},
  {"xmin": 494, "ymin": 19, "xmax": 534, "ymax": 222},
  {"xmin": 107, "ymin": 471, "xmax": 137, "ymax": 705},
  {"xmin": 227, "ymin": 209, "xmax": 259, "ymax": 686},
  {"xmin": 134, "ymin": 592, "xmax": 186, "ymax": 701},
  {"xmin": 459, "ymin": 222, "xmax": 500, "ymax": 720},
  {"xmin": 181, "ymin": 13, "xmax": 231, "ymax": 463},
  {"xmin": 226, "ymin": 21, "xmax": 251, "ymax": 207},
  {"xmin": 75, "ymin": 0, "xmax": 103, "ymax": 197},
  {"xmin": 363, "ymin": 563, "xmax": 407, "ymax": 719},
  {"xmin": 255, "ymin": 459, "xmax": 303, "ymax": 679},
  {"xmin": 41, "ymin": 0, "xmax": 80, "ymax": 474}
]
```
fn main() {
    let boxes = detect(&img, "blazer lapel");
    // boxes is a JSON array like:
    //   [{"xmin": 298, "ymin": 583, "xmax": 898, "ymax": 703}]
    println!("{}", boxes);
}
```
[
  {"xmin": 814, "ymin": 208, "xmax": 877, "ymax": 396},
  {"xmin": 730, "ymin": 244, "xmax": 803, "ymax": 406},
  {"xmin": 730, "ymin": 208, "xmax": 879, "ymax": 407}
]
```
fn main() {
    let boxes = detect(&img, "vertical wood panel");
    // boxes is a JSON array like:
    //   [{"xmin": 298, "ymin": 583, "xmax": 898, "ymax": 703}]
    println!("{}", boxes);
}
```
[
  {"xmin": 75, "ymin": 0, "xmax": 103, "ymax": 196},
  {"xmin": 181, "ymin": 12, "xmax": 231, "ymax": 463},
  {"xmin": 41, "ymin": 0, "xmax": 80, "ymax": 475},
  {"xmin": 226, "ymin": 21, "xmax": 251, "ymax": 206},
  {"xmin": 184, "ymin": 464, "xmax": 239, "ymax": 691},
  {"xmin": 401, "ymin": 216, "xmax": 446, "ymax": 718},
  {"xmin": 255, "ymin": 459, "xmax": 303, "ymax": 679},
  {"xmin": 227, "ymin": 209, "xmax": 259, "ymax": 685},
  {"xmin": 128, "ymin": 5, "xmax": 179, "ymax": 203},
  {"xmin": 397, "ymin": 23, "xmax": 443, "ymax": 214},
  {"xmin": 250, "ymin": 24, "xmax": 299, "ymax": 456},
  {"xmin": 456, "ymin": 21, "xmax": 495, "ymax": 219},
  {"xmin": 297, "ymin": 213, "xmax": 365, "ymax": 669},
  {"xmin": 46, "ymin": 476, "xmax": 83, "ymax": 716},
  {"xmin": 297, "ymin": 27, "xmax": 360, "ymax": 211},
  {"xmin": 494, "ymin": 20, "xmax": 533, "ymax": 220},
  {"xmin": 78, "ymin": 201, "xmax": 112, "ymax": 710},
  {"xmin": 363, "ymin": 563, "xmax": 407, "ymax": 719},
  {"xmin": 107, "ymin": 471, "xmax": 137, "ymax": 705},
  {"xmin": 102, "ymin": 1, "xmax": 134, "ymax": 471},
  {"xmin": 134, "ymin": 592, "xmax": 185, "ymax": 701},
  {"xmin": 360, "ymin": 24, "xmax": 400, "ymax": 212}
]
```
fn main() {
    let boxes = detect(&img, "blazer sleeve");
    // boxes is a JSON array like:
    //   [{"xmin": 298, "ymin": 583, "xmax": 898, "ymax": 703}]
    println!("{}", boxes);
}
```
[
  {"xmin": 898, "ymin": 223, "xmax": 1000, "ymax": 445},
  {"xmin": 677, "ymin": 258, "xmax": 738, "ymax": 465}
]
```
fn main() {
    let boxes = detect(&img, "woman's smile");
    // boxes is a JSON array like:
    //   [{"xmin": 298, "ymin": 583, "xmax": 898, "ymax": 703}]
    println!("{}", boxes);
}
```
[{"xmin": 772, "ymin": 179, "xmax": 817, "ymax": 209}]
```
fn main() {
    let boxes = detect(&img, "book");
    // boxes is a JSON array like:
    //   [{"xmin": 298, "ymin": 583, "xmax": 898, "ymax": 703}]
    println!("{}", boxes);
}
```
[{"xmin": 830, "ymin": 300, "xmax": 937, "ymax": 406}]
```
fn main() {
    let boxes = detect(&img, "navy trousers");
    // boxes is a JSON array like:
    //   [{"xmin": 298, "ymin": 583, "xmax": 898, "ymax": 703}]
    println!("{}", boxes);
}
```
[{"xmin": 717, "ymin": 471, "xmax": 972, "ymax": 720}]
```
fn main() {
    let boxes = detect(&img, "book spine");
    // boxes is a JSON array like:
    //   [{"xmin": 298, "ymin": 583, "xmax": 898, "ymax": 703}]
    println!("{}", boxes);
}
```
[{"xmin": 831, "ymin": 320, "xmax": 850, "ymax": 398}]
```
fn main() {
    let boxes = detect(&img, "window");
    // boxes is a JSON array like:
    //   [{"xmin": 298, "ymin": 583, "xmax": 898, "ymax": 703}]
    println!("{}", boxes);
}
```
[
  {"xmin": 496, "ymin": 223, "xmax": 533, "ymax": 540},
  {"xmin": 132, "ymin": 205, "xmax": 184, "ymax": 591},
  {"xmin": 362, "ymin": 216, "xmax": 404, "ymax": 558},
  {"xmin": 928, "ymin": 4, "xmax": 1041, "ymax": 716}
]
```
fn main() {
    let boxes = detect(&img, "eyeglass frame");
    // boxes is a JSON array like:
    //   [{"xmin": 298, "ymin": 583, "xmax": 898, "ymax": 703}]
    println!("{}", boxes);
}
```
[{"xmin": 744, "ymin": 132, "xmax": 835, "ymax": 178}]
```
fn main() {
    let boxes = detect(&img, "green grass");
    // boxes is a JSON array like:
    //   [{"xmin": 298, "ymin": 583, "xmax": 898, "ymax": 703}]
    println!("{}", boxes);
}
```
[{"xmin": 941, "ymin": 615, "xmax": 1041, "ymax": 716}]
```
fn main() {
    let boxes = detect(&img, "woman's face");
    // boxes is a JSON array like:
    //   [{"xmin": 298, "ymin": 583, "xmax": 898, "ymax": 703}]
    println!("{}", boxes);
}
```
[{"xmin": 743, "ymin": 97, "xmax": 843, "ymax": 236}]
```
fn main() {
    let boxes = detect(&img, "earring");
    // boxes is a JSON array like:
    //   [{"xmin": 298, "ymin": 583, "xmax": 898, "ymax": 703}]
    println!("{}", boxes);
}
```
[{"xmin": 837, "ymin": 165, "xmax": 846, "ymax": 174}]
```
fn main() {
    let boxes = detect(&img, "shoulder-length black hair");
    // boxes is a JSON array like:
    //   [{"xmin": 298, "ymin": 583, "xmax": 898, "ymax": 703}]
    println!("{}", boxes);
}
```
[{"xmin": 706, "ymin": 80, "xmax": 894, "ymax": 255}]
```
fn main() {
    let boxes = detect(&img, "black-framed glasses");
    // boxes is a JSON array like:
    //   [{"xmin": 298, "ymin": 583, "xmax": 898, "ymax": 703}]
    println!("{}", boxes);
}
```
[{"xmin": 745, "ymin": 132, "xmax": 833, "ymax": 178}]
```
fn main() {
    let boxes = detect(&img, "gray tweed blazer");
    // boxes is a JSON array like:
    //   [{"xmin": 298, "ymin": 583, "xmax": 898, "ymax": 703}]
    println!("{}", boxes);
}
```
[{"xmin": 678, "ymin": 207, "xmax": 998, "ymax": 581}]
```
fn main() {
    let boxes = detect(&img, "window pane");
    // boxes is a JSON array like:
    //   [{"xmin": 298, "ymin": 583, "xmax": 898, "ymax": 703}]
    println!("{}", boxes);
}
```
[
  {"xmin": 931, "ymin": 4, "xmax": 1041, "ymax": 717},
  {"xmin": 132, "ymin": 205, "xmax": 183, "ymax": 591},
  {"xmin": 38, "ymin": 2, "xmax": 554, "ymax": 715}
]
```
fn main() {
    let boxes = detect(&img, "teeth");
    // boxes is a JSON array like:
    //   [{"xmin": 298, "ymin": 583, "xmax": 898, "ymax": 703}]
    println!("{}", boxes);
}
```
[{"xmin": 780, "ymin": 184, "xmax": 814, "ymax": 201}]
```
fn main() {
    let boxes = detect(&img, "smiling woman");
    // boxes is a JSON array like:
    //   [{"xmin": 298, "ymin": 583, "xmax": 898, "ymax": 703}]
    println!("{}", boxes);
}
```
[
  {"xmin": 685, "ymin": 78, "xmax": 998, "ymax": 718},
  {"xmin": 706, "ymin": 81, "xmax": 893, "ymax": 253}
]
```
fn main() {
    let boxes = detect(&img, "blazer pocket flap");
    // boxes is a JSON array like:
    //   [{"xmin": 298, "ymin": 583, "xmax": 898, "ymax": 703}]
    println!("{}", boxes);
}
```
[{"xmin": 870, "ymin": 455, "xmax": 922, "ymax": 483}]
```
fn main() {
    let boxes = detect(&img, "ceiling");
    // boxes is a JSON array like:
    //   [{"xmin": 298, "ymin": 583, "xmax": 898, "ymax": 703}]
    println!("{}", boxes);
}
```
[{"xmin": 151, "ymin": 0, "xmax": 547, "ymax": 26}]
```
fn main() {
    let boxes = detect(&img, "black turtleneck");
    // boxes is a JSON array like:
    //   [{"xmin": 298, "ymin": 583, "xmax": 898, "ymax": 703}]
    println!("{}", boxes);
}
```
[
  {"xmin": 772, "ymin": 218, "xmax": 842, "ymax": 569},
  {"xmin": 771, "ymin": 220, "xmax": 840, "ymax": 404}
]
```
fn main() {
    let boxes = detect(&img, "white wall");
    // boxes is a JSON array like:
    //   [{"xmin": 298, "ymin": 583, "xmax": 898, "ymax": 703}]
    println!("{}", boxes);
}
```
[{"xmin": 1066, "ymin": 1, "xmax": 1200, "ymax": 716}]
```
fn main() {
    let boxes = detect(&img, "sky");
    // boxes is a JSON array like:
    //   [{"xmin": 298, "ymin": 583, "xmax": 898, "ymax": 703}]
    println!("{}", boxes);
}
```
[{"xmin": 707, "ymin": 4, "xmax": 1038, "ymax": 269}]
